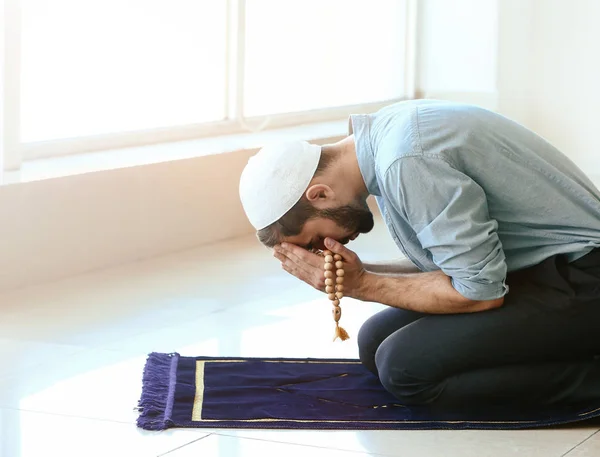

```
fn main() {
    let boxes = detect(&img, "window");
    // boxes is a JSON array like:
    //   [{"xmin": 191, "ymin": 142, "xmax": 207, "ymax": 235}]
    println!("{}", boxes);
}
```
[
  {"xmin": 20, "ymin": 0, "xmax": 227, "ymax": 142},
  {"xmin": 244, "ymin": 0, "xmax": 408, "ymax": 117},
  {"xmin": 2, "ymin": 0, "xmax": 416, "ymax": 169}
]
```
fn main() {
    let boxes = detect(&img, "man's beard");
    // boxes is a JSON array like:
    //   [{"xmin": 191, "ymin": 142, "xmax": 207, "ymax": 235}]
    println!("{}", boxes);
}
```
[{"xmin": 317, "ymin": 201, "xmax": 375, "ymax": 240}]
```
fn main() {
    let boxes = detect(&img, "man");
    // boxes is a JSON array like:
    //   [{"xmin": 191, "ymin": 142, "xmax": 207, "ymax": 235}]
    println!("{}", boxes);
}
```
[{"xmin": 238, "ymin": 99, "xmax": 600, "ymax": 408}]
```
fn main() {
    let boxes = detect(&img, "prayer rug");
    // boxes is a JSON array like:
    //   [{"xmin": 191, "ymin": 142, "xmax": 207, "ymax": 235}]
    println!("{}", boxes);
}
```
[{"xmin": 136, "ymin": 352, "xmax": 600, "ymax": 431}]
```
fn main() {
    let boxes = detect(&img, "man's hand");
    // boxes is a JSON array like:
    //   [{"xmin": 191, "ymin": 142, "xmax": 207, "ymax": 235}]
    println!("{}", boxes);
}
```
[
  {"xmin": 273, "ymin": 237, "xmax": 367, "ymax": 297},
  {"xmin": 274, "ymin": 238, "xmax": 504, "ymax": 313}
]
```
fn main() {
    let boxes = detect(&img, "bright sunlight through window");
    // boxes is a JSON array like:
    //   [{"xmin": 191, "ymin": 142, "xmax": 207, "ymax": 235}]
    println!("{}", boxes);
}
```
[{"xmin": 20, "ymin": 0, "xmax": 227, "ymax": 142}]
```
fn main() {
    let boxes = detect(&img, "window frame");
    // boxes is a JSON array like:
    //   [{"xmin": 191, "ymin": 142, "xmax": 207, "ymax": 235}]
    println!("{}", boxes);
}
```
[{"xmin": 1, "ymin": 0, "xmax": 417, "ymax": 170}]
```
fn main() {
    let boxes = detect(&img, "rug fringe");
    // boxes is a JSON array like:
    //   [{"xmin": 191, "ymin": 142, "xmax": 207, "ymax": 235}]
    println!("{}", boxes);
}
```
[{"xmin": 136, "ymin": 352, "xmax": 180, "ymax": 431}]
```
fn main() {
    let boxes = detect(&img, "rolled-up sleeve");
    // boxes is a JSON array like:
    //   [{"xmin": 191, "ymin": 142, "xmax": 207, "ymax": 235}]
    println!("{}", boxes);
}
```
[{"xmin": 385, "ymin": 156, "xmax": 508, "ymax": 301}]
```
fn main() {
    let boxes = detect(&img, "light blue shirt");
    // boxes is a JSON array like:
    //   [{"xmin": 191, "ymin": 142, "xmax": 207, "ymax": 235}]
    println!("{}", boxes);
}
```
[{"xmin": 350, "ymin": 100, "xmax": 600, "ymax": 301}]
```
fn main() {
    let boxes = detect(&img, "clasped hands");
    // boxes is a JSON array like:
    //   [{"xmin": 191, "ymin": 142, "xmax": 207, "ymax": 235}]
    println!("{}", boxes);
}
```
[{"xmin": 273, "ymin": 237, "xmax": 366, "ymax": 297}]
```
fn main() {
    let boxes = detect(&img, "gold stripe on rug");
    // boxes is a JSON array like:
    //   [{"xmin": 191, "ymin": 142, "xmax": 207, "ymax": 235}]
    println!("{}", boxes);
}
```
[{"xmin": 191, "ymin": 361, "xmax": 206, "ymax": 421}]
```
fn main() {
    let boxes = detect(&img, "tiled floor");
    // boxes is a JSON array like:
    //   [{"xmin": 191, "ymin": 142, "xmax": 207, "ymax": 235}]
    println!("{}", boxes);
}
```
[{"xmin": 1, "ymin": 215, "xmax": 599, "ymax": 457}]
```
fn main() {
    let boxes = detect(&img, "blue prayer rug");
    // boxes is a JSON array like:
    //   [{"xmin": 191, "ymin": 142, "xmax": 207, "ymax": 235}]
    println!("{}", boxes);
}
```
[{"xmin": 136, "ymin": 352, "xmax": 600, "ymax": 431}]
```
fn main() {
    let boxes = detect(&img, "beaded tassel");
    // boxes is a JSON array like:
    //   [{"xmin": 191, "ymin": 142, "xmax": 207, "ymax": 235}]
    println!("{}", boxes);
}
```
[{"xmin": 323, "ymin": 250, "xmax": 350, "ymax": 342}]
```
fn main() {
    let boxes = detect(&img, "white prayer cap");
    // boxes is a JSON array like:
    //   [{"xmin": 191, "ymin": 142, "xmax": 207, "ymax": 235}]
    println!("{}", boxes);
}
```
[{"xmin": 239, "ymin": 141, "xmax": 322, "ymax": 230}]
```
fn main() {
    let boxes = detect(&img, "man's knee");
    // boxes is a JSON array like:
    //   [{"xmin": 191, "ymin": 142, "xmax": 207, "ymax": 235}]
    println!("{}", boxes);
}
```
[
  {"xmin": 375, "ymin": 340, "xmax": 444, "ymax": 405},
  {"xmin": 357, "ymin": 320, "xmax": 380, "ymax": 375}
]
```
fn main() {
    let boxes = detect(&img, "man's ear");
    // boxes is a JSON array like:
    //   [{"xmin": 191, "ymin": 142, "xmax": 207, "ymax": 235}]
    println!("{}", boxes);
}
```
[{"xmin": 305, "ymin": 184, "xmax": 334, "ymax": 203}]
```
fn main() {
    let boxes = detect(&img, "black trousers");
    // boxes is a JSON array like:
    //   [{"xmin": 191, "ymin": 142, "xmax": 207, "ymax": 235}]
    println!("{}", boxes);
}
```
[{"xmin": 358, "ymin": 248, "xmax": 600, "ymax": 407}]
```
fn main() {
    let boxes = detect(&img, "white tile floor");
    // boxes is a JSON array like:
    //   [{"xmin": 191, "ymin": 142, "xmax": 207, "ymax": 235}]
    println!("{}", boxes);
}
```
[{"xmin": 1, "ymin": 216, "xmax": 599, "ymax": 457}]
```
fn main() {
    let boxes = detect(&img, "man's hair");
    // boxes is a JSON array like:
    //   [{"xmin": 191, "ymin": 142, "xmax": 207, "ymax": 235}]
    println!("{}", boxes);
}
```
[{"xmin": 257, "ymin": 146, "xmax": 336, "ymax": 247}]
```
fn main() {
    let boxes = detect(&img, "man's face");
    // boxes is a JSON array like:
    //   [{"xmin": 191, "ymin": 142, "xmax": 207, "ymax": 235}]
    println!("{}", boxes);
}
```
[{"xmin": 281, "ymin": 202, "xmax": 375, "ymax": 252}]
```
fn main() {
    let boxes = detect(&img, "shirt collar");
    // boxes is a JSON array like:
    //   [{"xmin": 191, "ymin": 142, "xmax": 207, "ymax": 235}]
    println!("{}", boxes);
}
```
[{"xmin": 348, "ymin": 114, "xmax": 381, "ymax": 196}]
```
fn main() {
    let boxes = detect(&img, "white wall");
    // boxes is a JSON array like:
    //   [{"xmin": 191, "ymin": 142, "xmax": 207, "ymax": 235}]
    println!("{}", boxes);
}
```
[
  {"xmin": 496, "ymin": 0, "xmax": 535, "ymax": 127},
  {"xmin": 417, "ymin": 0, "xmax": 535, "ymax": 122},
  {"xmin": 419, "ymin": 0, "xmax": 600, "ymax": 180},
  {"xmin": 527, "ymin": 0, "xmax": 600, "ymax": 176},
  {"xmin": 418, "ymin": 0, "xmax": 498, "ymax": 96}
]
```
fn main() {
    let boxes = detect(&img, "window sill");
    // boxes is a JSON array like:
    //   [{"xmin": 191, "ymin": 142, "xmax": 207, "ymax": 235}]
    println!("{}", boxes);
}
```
[{"xmin": 1, "ymin": 119, "xmax": 348, "ymax": 185}]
